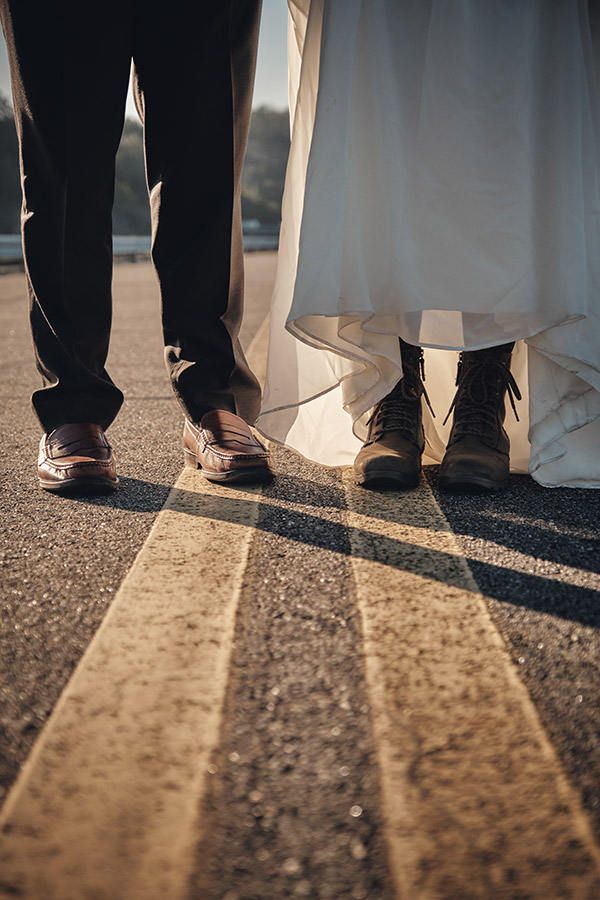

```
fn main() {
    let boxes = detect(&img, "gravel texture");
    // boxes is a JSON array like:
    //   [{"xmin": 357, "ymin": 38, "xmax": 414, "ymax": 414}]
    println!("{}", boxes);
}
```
[
  {"xmin": 193, "ymin": 448, "xmax": 395, "ymax": 900},
  {"xmin": 431, "ymin": 471, "xmax": 600, "ymax": 835}
]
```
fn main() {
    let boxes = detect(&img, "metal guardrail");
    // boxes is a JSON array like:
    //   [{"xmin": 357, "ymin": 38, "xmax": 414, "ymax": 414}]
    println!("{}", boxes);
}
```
[{"xmin": 0, "ymin": 229, "xmax": 280, "ymax": 273}]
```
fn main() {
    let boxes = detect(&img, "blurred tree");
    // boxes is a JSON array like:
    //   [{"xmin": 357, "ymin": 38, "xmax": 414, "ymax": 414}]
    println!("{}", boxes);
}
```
[
  {"xmin": 0, "ymin": 91, "xmax": 21, "ymax": 233},
  {"xmin": 113, "ymin": 118, "xmax": 151, "ymax": 234},
  {"xmin": 0, "ymin": 92, "xmax": 13, "ymax": 119},
  {"xmin": 242, "ymin": 106, "xmax": 289, "ymax": 224}
]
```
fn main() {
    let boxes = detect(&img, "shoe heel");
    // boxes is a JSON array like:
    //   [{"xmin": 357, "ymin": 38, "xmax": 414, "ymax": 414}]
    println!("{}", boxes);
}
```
[{"xmin": 183, "ymin": 449, "xmax": 199, "ymax": 469}]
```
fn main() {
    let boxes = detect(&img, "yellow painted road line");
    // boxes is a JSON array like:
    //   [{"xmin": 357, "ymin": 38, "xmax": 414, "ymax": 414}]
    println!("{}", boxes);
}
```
[
  {"xmin": 342, "ymin": 472, "xmax": 600, "ymax": 900},
  {"xmin": 341, "ymin": 518, "xmax": 598, "ymax": 592},
  {"xmin": 0, "ymin": 318, "xmax": 270, "ymax": 900}
]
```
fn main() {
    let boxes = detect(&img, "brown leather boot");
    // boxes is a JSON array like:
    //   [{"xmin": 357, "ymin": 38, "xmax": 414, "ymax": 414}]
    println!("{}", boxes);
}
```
[
  {"xmin": 439, "ymin": 343, "xmax": 520, "ymax": 492},
  {"xmin": 354, "ymin": 339, "xmax": 429, "ymax": 488}
]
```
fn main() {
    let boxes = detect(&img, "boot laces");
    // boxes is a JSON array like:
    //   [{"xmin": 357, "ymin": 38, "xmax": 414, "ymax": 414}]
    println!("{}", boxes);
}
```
[
  {"xmin": 367, "ymin": 352, "xmax": 433, "ymax": 440},
  {"xmin": 442, "ymin": 352, "xmax": 521, "ymax": 438}
]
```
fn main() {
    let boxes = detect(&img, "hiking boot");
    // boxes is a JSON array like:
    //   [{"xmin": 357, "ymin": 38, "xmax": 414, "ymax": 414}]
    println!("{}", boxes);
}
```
[
  {"xmin": 354, "ymin": 339, "xmax": 430, "ymax": 488},
  {"xmin": 439, "ymin": 343, "xmax": 520, "ymax": 492}
]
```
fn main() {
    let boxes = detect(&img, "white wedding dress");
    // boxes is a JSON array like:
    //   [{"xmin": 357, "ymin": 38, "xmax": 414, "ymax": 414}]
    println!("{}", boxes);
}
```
[{"xmin": 257, "ymin": 0, "xmax": 600, "ymax": 488}]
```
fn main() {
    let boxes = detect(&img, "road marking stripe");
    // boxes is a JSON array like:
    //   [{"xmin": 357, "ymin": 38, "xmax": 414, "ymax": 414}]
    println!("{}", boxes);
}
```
[
  {"xmin": 341, "ymin": 472, "xmax": 600, "ymax": 899},
  {"xmin": 213, "ymin": 490, "xmax": 594, "ymax": 591},
  {"xmin": 344, "ymin": 517, "xmax": 597, "ymax": 591},
  {"xmin": 0, "ymin": 317, "xmax": 270, "ymax": 900}
]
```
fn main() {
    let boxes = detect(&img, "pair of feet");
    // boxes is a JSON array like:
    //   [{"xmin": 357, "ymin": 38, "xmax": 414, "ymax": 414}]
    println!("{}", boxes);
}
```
[
  {"xmin": 354, "ymin": 341, "xmax": 520, "ymax": 493},
  {"xmin": 37, "ymin": 411, "xmax": 274, "ymax": 495},
  {"xmin": 37, "ymin": 343, "xmax": 519, "ymax": 495}
]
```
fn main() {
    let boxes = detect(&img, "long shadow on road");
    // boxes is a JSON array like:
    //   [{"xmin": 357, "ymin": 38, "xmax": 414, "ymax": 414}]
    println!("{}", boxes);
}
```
[{"xmin": 72, "ymin": 468, "xmax": 600, "ymax": 627}]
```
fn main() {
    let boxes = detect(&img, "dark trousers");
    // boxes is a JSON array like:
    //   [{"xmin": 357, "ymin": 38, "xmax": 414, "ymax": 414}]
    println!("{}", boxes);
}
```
[{"xmin": 0, "ymin": 0, "xmax": 262, "ymax": 432}]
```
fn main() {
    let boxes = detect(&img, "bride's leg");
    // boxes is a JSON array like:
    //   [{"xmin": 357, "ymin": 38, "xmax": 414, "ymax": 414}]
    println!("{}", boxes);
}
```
[
  {"xmin": 354, "ymin": 339, "xmax": 426, "ymax": 489},
  {"xmin": 440, "ymin": 343, "xmax": 520, "ymax": 492}
]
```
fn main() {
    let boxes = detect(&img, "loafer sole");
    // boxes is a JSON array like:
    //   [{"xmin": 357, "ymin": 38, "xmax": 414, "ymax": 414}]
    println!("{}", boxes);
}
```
[
  {"xmin": 184, "ymin": 451, "xmax": 273, "ymax": 484},
  {"xmin": 39, "ymin": 476, "xmax": 119, "ymax": 495}
]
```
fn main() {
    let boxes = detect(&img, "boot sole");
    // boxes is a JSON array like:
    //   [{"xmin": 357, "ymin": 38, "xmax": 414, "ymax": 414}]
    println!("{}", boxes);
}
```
[
  {"xmin": 355, "ymin": 470, "xmax": 420, "ymax": 490},
  {"xmin": 439, "ymin": 474, "xmax": 506, "ymax": 493}
]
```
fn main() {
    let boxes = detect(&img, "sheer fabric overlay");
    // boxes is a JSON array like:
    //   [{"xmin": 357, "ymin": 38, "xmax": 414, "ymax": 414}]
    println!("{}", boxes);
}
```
[{"xmin": 258, "ymin": 0, "xmax": 600, "ymax": 487}]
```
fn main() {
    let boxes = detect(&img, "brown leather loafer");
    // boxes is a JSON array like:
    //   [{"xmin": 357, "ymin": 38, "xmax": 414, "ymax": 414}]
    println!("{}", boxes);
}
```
[
  {"xmin": 183, "ymin": 411, "xmax": 273, "ymax": 483},
  {"xmin": 38, "ymin": 423, "xmax": 118, "ymax": 494}
]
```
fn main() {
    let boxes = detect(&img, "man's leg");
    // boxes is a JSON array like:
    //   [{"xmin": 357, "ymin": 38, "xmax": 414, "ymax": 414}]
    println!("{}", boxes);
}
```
[
  {"xmin": 132, "ymin": 1, "xmax": 271, "ymax": 483},
  {"xmin": 0, "ymin": 0, "xmax": 134, "ymax": 433},
  {"xmin": 132, "ymin": 0, "xmax": 263, "ymax": 425}
]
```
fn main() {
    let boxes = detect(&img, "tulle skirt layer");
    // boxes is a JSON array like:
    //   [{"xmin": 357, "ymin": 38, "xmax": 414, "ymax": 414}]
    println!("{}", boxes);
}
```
[{"xmin": 258, "ymin": 0, "xmax": 600, "ymax": 487}]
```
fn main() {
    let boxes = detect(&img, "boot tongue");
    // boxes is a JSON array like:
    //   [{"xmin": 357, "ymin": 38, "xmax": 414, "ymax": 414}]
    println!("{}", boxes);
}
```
[
  {"xmin": 463, "ymin": 347, "xmax": 512, "ymax": 404},
  {"xmin": 469, "ymin": 378, "xmax": 489, "ymax": 405},
  {"xmin": 390, "ymin": 377, "xmax": 420, "ymax": 402}
]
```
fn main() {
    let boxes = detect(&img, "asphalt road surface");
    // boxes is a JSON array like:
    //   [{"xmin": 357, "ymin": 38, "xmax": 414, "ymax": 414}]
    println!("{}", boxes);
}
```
[{"xmin": 1, "ymin": 254, "xmax": 600, "ymax": 900}]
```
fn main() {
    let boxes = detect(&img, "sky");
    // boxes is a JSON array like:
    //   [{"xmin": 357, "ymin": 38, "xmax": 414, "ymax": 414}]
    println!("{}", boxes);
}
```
[{"xmin": 0, "ymin": 1, "xmax": 289, "ymax": 115}]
